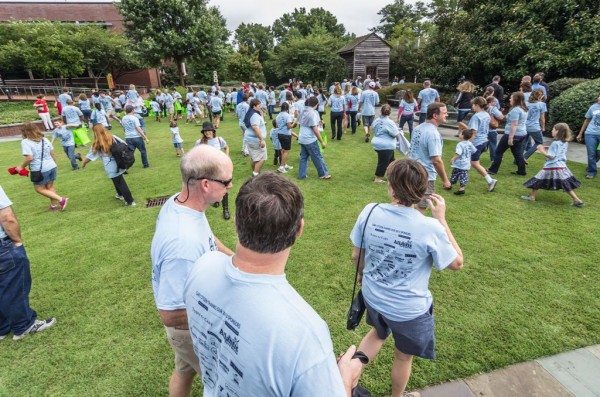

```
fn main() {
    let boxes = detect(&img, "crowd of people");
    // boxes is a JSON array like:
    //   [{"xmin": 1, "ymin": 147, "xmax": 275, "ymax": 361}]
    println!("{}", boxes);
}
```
[{"xmin": 2, "ymin": 72, "xmax": 599, "ymax": 397}]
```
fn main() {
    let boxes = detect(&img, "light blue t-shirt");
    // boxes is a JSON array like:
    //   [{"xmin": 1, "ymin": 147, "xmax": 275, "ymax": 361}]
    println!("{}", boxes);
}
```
[
  {"xmin": 371, "ymin": 117, "xmax": 399, "ymax": 151},
  {"xmin": 399, "ymin": 100, "xmax": 418, "ymax": 115},
  {"xmin": 584, "ymin": 103, "xmax": 600, "ymax": 136},
  {"xmin": 235, "ymin": 102, "xmax": 250, "ymax": 128},
  {"xmin": 198, "ymin": 90, "xmax": 208, "ymax": 103},
  {"xmin": 52, "ymin": 126, "xmax": 75, "ymax": 147},
  {"xmin": 184, "ymin": 252, "xmax": 347, "ymax": 397},
  {"xmin": 61, "ymin": 105, "xmax": 83, "ymax": 125},
  {"xmin": 279, "ymin": 89, "xmax": 289, "ymax": 105},
  {"xmin": 275, "ymin": 111, "xmax": 294, "ymax": 136},
  {"xmin": 468, "ymin": 111, "xmax": 491, "ymax": 147},
  {"xmin": 164, "ymin": 93, "xmax": 174, "ymax": 108},
  {"xmin": 58, "ymin": 93, "xmax": 72, "ymax": 107},
  {"xmin": 78, "ymin": 99, "xmax": 91, "ymax": 111},
  {"xmin": 359, "ymin": 90, "xmax": 379, "ymax": 116},
  {"xmin": 270, "ymin": 128, "xmax": 282, "ymax": 150},
  {"xmin": 267, "ymin": 91, "xmax": 276, "ymax": 105},
  {"xmin": 255, "ymin": 89, "xmax": 268, "ymax": 107},
  {"xmin": 21, "ymin": 138, "xmax": 56, "ymax": 172},
  {"xmin": 170, "ymin": 127, "xmax": 183, "ymax": 144},
  {"xmin": 122, "ymin": 114, "xmax": 142, "ymax": 138},
  {"xmin": 506, "ymin": 107, "xmax": 528, "ymax": 137},
  {"xmin": 126, "ymin": 89, "xmax": 139, "ymax": 103},
  {"xmin": 0, "ymin": 185, "xmax": 12, "ymax": 240},
  {"xmin": 195, "ymin": 137, "xmax": 227, "ymax": 150},
  {"xmin": 409, "ymin": 122, "xmax": 443, "ymax": 181},
  {"xmin": 329, "ymin": 95, "xmax": 346, "ymax": 112},
  {"xmin": 210, "ymin": 96, "xmax": 222, "ymax": 113},
  {"xmin": 298, "ymin": 107, "xmax": 320, "ymax": 145},
  {"xmin": 350, "ymin": 203, "xmax": 457, "ymax": 321},
  {"xmin": 544, "ymin": 140, "xmax": 568, "ymax": 168},
  {"xmin": 244, "ymin": 113, "xmax": 267, "ymax": 143},
  {"xmin": 298, "ymin": 88, "xmax": 307, "ymax": 101},
  {"xmin": 91, "ymin": 109, "xmax": 109, "ymax": 127},
  {"xmin": 346, "ymin": 94, "xmax": 359, "ymax": 112},
  {"xmin": 318, "ymin": 95, "xmax": 327, "ymax": 112},
  {"xmin": 526, "ymin": 102, "xmax": 547, "ymax": 132},
  {"xmin": 531, "ymin": 83, "xmax": 547, "ymax": 97},
  {"xmin": 418, "ymin": 88, "xmax": 439, "ymax": 113},
  {"xmin": 452, "ymin": 140, "xmax": 477, "ymax": 170},
  {"xmin": 151, "ymin": 195, "xmax": 218, "ymax": 311},
  {"xmin": 85, "ymin": 136, "xmax": 127, "ymax": 178},
  {"xmin": 99, "ymin": 96, "xmax": 113, "ymax": 110}
]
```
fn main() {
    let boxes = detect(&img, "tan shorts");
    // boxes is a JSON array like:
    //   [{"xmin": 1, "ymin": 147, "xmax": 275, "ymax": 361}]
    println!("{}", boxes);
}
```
[
  {"xmin": 417, "ymin": 180, "xmax": 435, "ymax": 209},
  {"xmin": 106, "ymin": 109, "xmax": 116, "ymax": 118},
  {"xmin": 165, "ymin": 326, "xmax": 201, "ymax": 375},
  {"xmin": 246, "ymin": 141, "xmax": 268, "ymax": 162}
]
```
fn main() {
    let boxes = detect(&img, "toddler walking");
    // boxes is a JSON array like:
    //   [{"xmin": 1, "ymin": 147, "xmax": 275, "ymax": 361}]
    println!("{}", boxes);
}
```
[
  {"xmin": 521, "ymin": 123, "xmax": 583, "ymax": 207},
  {"xmin": 450, "ymin": 127, "xmax": 477, "ymax": 195},
  {"xmin": 169, "ymin": 120, "xmax": 184, "ymax": 157}
]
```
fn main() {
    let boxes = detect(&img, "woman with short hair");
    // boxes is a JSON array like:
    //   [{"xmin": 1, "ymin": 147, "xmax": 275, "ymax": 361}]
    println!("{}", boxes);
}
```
[{"xmin": 371, "ymin": 104, "xmax": 400, "ymax": 183}]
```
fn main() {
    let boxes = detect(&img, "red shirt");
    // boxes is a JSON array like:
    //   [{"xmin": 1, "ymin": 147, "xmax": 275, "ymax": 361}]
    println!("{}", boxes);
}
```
[{"xmin": 34, "ymin": 99, "xmax": 49, "ymax": 113}]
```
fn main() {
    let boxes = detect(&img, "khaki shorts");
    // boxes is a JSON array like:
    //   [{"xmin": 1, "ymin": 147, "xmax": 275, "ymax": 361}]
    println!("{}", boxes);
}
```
[
  {"xmin": 106, "ymin": 109, "xmax": 116, "ymax": 118},
  {"xmin": 165, "ymin": 326, "xmax": 201, "ymax": 375},
  {"xmin": 417, "ymin": 180, "xmax": 435, "ymax": 209},
  {"xmin": 246, "ymin": 141, "xmax": 268, "ymax": 162}
]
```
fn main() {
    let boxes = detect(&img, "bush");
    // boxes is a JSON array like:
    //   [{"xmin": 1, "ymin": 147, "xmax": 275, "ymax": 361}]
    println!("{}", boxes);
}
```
[
  {"xmin": 376, "ymin": 83, "xmax": 423, "ymax": 105},
  {"xmin": 549, "ymin": 78, "xmax": 600, "ymax": 134},
  {"xmin": 547, "ymin": 78, "xmax": 590, "ymax": 100}
]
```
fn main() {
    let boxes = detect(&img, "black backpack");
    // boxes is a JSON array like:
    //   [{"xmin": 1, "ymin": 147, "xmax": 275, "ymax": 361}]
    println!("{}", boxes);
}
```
[{"xmin": 110, "ymin": 138, "xmax": 135, "ymax": 170}]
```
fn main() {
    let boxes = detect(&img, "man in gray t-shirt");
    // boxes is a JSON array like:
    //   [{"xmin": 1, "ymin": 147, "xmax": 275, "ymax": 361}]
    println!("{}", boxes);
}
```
[{"xmin": 0, "ymin": 185, "xmax": 56, "ymax": 340}]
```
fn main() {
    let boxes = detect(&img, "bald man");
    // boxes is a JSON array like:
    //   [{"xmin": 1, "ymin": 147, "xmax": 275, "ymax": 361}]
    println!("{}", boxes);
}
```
[{"xmin": 151, "ymin": 145, "xmax": 234, "ymax": 397}]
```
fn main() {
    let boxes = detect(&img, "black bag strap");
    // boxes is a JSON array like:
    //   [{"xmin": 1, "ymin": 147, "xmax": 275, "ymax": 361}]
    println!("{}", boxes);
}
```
[
  {"xmin": 350, "ymin": 203, "xmax": 380, "ymax": 303},
  {"xmin": 37, "ymin": 138, "xmax": 45, "ymax": 172}
]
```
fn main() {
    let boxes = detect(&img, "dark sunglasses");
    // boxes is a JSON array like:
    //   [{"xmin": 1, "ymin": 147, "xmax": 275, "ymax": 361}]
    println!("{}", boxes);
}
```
[{"xmin": 195, "ymin": 177, "xmax": 232, "ymax": 187}]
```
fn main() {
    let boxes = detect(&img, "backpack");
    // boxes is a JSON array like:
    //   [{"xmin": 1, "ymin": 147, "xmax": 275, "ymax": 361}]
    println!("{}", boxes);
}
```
[{"xmin": 110, "ymin": 138, "xmax": 135, "ymax": 169}]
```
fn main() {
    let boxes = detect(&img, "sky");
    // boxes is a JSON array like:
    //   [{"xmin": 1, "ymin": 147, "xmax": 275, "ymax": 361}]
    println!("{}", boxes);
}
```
[{"xmin": 207, "ymin": 0, "xmax": 400, "ymax": 37}]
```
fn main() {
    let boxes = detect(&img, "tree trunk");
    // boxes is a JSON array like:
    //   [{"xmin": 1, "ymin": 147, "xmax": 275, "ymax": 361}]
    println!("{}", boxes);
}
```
[{"xmin": 176, "ymin": 59, "xmax": 185, "ymax": 87}]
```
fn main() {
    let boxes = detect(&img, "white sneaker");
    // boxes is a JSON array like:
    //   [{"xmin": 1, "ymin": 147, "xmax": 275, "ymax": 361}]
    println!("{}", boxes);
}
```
[
  {"xmin": 284, "ymin": 165, "xmax": 293, "ymax": 170},
  {"xmin": 125, "ymin": 201, "xmax": 137, "ymax": 207},
  {"xmin": 277, "ymin": 166, "xmax": 287, "ymax": 173},
  {"xmin": 488, "ymin": 179, "xmax": 497, "ymax": 192},
  {"xmin": 13, "ymin": 318, "xmax": 56, "ymax": 340},
  {"xmin": 252, "ymin": 172, "xmax": 259, "ymax": 177},
  {"xmin": 115, "ymin": 194, "xmax": 124, "ymax": 200}
]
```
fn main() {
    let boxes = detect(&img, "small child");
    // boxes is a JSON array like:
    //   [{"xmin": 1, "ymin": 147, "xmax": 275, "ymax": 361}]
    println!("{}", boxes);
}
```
[
  {"xmin": 50, "ymin": 120, "xmax": 82, "ymax": 170},
  {"xmin": 225, "ymin": 90, "xmax": 232, "ymax": 113},
  {"xmin": 185, "ymin": 100, "xmax": 195, "ymax": 124},
  {"xmin": 91, "ymin": 103, "xmax": 110, "ymax": 129},
  {"xmin": 170, "ymin": 120, "xmax": 184, "ymax": 157},
  {"xmin": 450, "ymin": 128, "xmax": 477, "ymax": 195},
  {"xmin": 150, "ymin": 98, "xmax": 161, "ymax": 122},
  {"xmin": 270, "ymin": 119, "xmax": 282, "ymax": 167},
  {"xmin": 521, "ymin": 123, "xmax": 583, "ymax": 207}
]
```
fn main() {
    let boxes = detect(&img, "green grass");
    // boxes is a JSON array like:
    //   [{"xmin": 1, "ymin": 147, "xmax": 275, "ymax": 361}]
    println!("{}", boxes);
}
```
[
  {"xmin": 0, "ymin": 101, "xmax": 59, "ymax": 125},
  {"xmin": 0, "ymin": 112, "xmax": 598, "ymax": 396}
]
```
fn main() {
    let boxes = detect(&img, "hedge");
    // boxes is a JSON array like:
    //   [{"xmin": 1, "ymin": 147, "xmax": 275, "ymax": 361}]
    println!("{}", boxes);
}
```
[
  {"xmin": 547, "ymin": 78, "xmax": 590, "ymax": 100},
  {"xmin": 549, "ymin": 78, "xmax": 600, "ymax": 134}
]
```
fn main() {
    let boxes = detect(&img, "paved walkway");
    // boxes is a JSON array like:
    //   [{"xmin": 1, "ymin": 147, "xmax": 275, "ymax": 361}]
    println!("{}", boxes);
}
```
[{"xmin": 417, "ymin": 345, "xmax": 600, "ymax": 397}]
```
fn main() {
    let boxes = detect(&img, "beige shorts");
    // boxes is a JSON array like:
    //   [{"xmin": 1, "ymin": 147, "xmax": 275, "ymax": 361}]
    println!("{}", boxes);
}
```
[
  {"xmin": 168, "ymin": 106, "xmax": 175, "ymax": 115},
  {"xmin": 165, "ymin": 326, "xmax": 201, "ymax": 375},
  {"xmin": 106, "ymin": 109, "xmax": 116, "ymax": 118},
  {"xmin": 417, "ymin": 180, "xmax": 435, "ymax": 209},
  {"xmin": 246, "ymin": 141, "xmax": 268, "ymax": 162}
]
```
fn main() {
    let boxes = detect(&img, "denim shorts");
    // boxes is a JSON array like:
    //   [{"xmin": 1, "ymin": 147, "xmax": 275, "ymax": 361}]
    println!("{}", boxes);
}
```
[
  {"xmin": 365, "ymin": 300, "xmax": 436, "ymax": 359},
  {"xmin": 470, "ymin": 142, "xmax": 489, "ymax": 162},
  {"xmin": 33, "ymin": 167, "xmax": 57, "ymax": 186},
  {"xmin": 173, "ymin": 143, "xmax": 183, "ymax": 149},
  {"xmin": 362, "ymin": 115, "xmax": 375, "ymax": 127}
]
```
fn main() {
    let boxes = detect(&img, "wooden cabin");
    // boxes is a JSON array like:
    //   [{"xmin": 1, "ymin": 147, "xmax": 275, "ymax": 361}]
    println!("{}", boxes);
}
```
[{"xmin": 337, "ymin": 33, "xmax": 391, "ymax": 85}]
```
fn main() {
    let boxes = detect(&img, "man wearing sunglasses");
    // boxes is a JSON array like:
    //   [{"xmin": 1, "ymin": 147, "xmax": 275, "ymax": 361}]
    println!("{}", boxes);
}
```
[{"xmin": 151, "ymin": 145, "xmax": 234, "ymax": 397}]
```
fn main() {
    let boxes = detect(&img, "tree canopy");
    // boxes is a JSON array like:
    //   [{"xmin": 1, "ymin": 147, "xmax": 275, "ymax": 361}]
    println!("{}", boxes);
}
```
[
  {"xmin": 272, "ymin": 7, "xmax": 347, "ymax": 43},
  {"xmin": 234, "ymin": 23, "xmax": 273, "ymax": 64}
]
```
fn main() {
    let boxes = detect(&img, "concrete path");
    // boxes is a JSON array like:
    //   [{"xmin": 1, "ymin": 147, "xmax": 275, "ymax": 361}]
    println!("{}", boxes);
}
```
[{"xmin": 416, "ymin": 345, "xmax": 600, "ymax": 397}]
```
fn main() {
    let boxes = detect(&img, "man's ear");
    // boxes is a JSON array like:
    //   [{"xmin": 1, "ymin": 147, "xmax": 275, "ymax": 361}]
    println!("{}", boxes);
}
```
[{"xmin": 297, "ymin": 218, "xmax": 305, "ymax": 238}]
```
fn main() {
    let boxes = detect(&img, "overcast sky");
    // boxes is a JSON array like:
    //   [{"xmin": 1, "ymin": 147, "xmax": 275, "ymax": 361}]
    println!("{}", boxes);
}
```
[{"xmin": 207, "ymin": 0, "xmax": 401, "ymax": 37}]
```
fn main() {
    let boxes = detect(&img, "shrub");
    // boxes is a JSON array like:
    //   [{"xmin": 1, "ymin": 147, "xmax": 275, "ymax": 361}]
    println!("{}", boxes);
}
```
[
  {"xmin": 549, "ymin": 78, "xmax": 600, "ymax": 134},
  {"xmin": 377, "ymin": 83, "xmax": 424, "ymax": 105},
  {"xmin": 547, "ymin": 78, "xmax": 590, "ymax": 100}
]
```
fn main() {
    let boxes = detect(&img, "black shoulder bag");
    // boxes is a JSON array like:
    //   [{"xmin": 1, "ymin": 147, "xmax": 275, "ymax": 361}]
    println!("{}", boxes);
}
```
[
  {"xmin": 30, "ymin": 139, "xmax": 45, "ymax": 183},
  {"xmin": 347, "ymin": 204, "xmax": 379, "ymax": 331}
]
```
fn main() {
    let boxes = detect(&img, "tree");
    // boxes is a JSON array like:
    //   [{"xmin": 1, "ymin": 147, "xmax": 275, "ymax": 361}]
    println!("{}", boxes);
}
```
[
  {"xmin": 234, "ymin": 23, "xmax": 273, "ymax": 64},
  {"xmin": 226, "ymin": 46, "xmax": 264, "ymax": 82},
  {"xmin": 371, "ymin": 0, "xmax": 430, "ymax": 40},
  {"xmin": 272, "ymin": 7, "xmax": 346, "ymax": 43},
  {"xmin": 117, "ymin": 0, "xmax": 229, "ymax": 85}
]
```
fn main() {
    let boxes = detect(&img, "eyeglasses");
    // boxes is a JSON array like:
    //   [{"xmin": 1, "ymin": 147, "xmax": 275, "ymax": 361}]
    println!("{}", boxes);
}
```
[{"xmin": 195, "ymin": 176, "xmax": 232, "ymax": 187}]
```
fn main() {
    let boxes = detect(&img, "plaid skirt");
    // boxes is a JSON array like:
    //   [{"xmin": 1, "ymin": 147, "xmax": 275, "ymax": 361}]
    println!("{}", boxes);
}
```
[{"xmin": 523, "ymin": 167, "xmax": 581, "ymax": 192}]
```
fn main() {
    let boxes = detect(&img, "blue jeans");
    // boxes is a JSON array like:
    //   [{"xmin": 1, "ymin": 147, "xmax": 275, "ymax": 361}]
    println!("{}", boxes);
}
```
[
  {"xmin": 488, "ymin": 129, "xmax": 498, "ymax": 162},
  {"xmin": 298, "ymin": 141, "xmax": 328, "ymax": 178},
  {"xmin": 126, "ymin": 137, "xmax": 149, "ymax": 167},
  {"xmin": 524, "ymin": 130, "xmax": 544, "ymax": 159},
  {"xmin": 584, "ymin": 134, "xmax": 600, "ymax": 176},
  {"xmin": 488, "ymin": 135, "xmax": 527, "ymax": 175},
  {"xmin": 63, "ymin": 145, "xmax": 79, "ymax": 170},
  {"xmin": 399, "ymin": 115, "xmax": 414, "ymax": 138},
  {"xmin": 418, "ymin": 112, "xmax": 426, "ymax": 124},
  {"xmin": 457, "ymin": 109, "xmax": 471, "ymax": 122},
  {"xmin": 0, "ymin": 239, "xmax": 36, "ymax": 336}
]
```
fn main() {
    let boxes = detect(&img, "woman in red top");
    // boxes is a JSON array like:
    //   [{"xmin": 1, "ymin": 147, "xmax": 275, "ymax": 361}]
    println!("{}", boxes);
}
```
[{"xmin": 34, "ymin": 94, "xmax": 53, "ymax": 131}]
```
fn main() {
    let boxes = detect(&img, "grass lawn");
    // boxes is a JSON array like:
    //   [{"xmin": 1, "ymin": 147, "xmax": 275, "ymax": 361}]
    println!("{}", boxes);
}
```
[
  {"xmin": 0, "ymin": 101, "xmax": 59, "ymax": 125},
  {"xmin": 0, "ymin": 111, "xmax": 598, "ymax": 396}
]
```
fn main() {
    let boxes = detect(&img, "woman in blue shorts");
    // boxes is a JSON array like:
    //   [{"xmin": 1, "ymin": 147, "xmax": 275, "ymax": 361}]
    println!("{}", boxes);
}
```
[{"xmin": 350, "ymin": 159, "xmax": 463, "ymax": 397}]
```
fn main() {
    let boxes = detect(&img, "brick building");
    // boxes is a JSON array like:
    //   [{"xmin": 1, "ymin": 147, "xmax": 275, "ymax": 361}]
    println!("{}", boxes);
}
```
[{"xmin": 0, "ymin": 0, "xmax": 161, "ymax": 88}]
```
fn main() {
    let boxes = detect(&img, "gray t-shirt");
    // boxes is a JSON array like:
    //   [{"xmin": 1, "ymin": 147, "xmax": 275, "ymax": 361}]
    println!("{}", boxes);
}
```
[
  {"xmin": 121, "ymin": 114, "xmax": 142, "ymax": 139},
  {"xmin": 21, "ymin": 138, "xmax": 57, "ymax": 173},
  {"xmin": 409, "ymin": 122, "xmax": 443, "ymax": 181}
]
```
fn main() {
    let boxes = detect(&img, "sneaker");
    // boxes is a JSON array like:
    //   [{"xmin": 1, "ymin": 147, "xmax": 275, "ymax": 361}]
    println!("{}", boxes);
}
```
[
  {"xmin": 572, "ymin": 201, "xmax": 585, "ymax": 208},
  {"xmin": 125, "ymin": 202, "xmax": 137, "ymax": 207},
  {"xmin": 277, "ymin": 166, "xmax": 287, "ymax": 173},
  {"xmin": 320, "ymin": 175, "xmax": 332, "ymax": 180},
  {"xmin": 585, "ymin": 174, "xmax": 594, "ymax": 179},
  {"xmin": 13, "ymin": 318, "xmax": 56, "ymax": 340},
  {"xmin": 59, "ymin": 197, "xmax": 69, "ymax": 211},
  {"xmin": 454, "ymin": 190, "xmax": 465, "ymax": 195},
  {"xmin": 488, "ymin": 179, "xmax": 498, "ymax": 192},
  {"xmin": 284, "ymin": 165, "xmax": 293, "ymax": 170},
  {"xmin": 365, "ymin": 134, "xmax": 370, "ymax": 143},
  {"xmin": 520, "ymin": 195, "xmax": 535, "ymax": 202},
  {"xmin": 0, "ymin": 333, "xmax": 8, "ymax": 340},
  {"xmin": 143, "ymin": 165, "xmax": 150, "ymax": 168},
  {"xmin": 115, "ymin": 194, "xmax": 124, "ymax": 201},
  {"xmin": 48, "ymin": 205, "xmax": 59, "ymax": 211}
]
